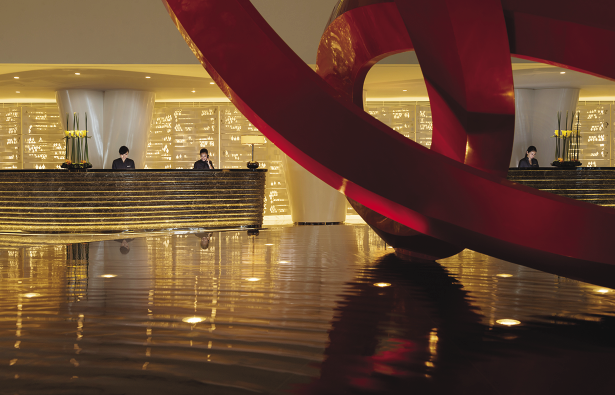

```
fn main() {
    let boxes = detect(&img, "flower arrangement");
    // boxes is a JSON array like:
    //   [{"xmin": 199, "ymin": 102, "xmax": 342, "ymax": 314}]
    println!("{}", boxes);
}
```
[
  {"xmin": 61, "ymin": 112, "xmax": 92, "ymax": 170},
  {"xmin": 551, "ymin": 111, "xmax": 581, "ymax": 167}
]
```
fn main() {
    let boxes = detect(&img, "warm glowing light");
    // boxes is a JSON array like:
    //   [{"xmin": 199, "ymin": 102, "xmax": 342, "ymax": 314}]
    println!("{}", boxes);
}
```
[
  {"xmin": 402, "ymin": 89, "xmax": 407, "ymax": 92},
  {"xmin": 373, "ymin": 282, "xmax": 391, "ymax": 287},
  {"xmin": 16, "ymin": 91, "xmax": 20, "ymax": 94},
  {"xmin": 21, "ymin": 293, "xmax": 41, "ymax": 298},
  {"xmin": 246, "ymin": 278, "xmax": 261, "ymax": 282},
  {"xmin": 182, "ymin": 317, "xmax": 206, "ymax": 324},
  {"xmin": 279, "ymin": 260, "xmax": 289, "ymax": 263},
  {"xmin": 496, "ymin": 274, "xmax": 513, "ymax": 278},
  {"xmin": 145, "ymin": 76, "xmax": 151, "ymax": 79},
  {"xmin": 14, "ymin": 76, "xmax": 19, "ymax": 79},
  {"xmin": 101, "ymin": 274, "xmax": 117, "ymax": 278},
  {"xmin": 191, "ymin": 90, "xmax": 196, "ymax": 93},
  {"xmin": 560, "ymin": 71, "xmax": 566, "ymax": 74},
  {"xmin": 264, "ymin": 243, "xmax": 274, "ymax": 246},
  {"xmin": 496, "ymin": 319, "xmax": 521, "ymax": 326},
  {"xmin": 209, "ymin": 82, "xmax": 215, "ymax": 84},
  {"xmin": 596, "ymin": 288, "xmax": 610, "ymax": 294}
]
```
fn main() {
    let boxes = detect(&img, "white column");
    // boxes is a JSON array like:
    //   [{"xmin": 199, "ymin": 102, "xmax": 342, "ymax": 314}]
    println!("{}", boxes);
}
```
[
  {"xmin": 511, "ymin": 88, "xmax": 580, "ymax": 167},
  {"xmin": 102, "ymin": 90, "xmax": 155, "ymax": 169},
  {"xmin": 283, "ymin": 155, "xmax": 347, "ymax": 223},
  {"xmin": 56, "ymin": 90, "xmax": 104, "ymax": 169},
  {"xmin": 511, "ymin": 89, "xmax": 534, "ymax": 167}
]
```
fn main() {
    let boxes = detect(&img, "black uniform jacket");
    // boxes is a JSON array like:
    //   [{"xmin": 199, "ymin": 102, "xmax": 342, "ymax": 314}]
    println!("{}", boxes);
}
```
[
  {"xmin": 518, "ymin": 157, "xmax": 539, "ymax": 168},
  {"xmin": 193, "ymin": 160, "xmax": 215, "ymax": 170},
  {"xmin": 112, "ymin": 158, "xmax": 136, "ymax": 170}
]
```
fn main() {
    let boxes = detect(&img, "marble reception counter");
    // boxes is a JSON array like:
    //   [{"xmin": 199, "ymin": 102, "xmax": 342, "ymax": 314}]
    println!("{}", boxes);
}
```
[
  {"xmin": 0, "ymin": 169, "xmax": 266, "ymax": 233},
  {"xmin": 507, "ymin": 168, "xmax": 615, "ymax": 208}
]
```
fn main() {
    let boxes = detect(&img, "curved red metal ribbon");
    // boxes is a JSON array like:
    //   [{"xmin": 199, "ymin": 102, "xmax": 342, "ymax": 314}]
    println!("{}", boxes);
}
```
[{"xmin": 162, "ymin": 0, "xmax": 615, "ymax": 287}]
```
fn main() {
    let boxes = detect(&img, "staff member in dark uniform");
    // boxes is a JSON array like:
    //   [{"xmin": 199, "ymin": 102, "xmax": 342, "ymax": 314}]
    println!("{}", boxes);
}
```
[
  {"xmin": 518, "ymin": 145, "xmax": 539, "ymax": 168},
  {"xmin": 193, "ymin": 148, "xmax": 215, "ymax": 169},
  {"xmin": 112, "ymin": 146, "xmax": 135, "ymax": 169}
]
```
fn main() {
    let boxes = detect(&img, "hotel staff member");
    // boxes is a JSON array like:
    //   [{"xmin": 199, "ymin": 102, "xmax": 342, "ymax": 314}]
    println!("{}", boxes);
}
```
[
  {"xmin": 518, "ymin": 145, "xmax": 539, "ymax": 168},
  {"xmin": 193, "ymin": 148, "xmax": 215, "ymax": 169},
  {"xmin": 112, "ymin": 146, "xmax": 135, "ymax": 169}
]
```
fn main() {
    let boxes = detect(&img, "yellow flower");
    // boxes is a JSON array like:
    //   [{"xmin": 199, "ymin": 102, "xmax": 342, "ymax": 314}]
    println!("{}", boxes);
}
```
[
  {"xmin": 83, "ymin": 130, "xmax": 87, "ymax": 136},
  {"xmin": 554, "ymin": 130, "xmax": 560, "ymax": 137},
  {"xmin": 69, "ymin": 130, "xmax": 75, "ymax": 137},
  {"xmin": 64, "ymin": 130, "xmax": 70, "ymax": 137},
  {"xmin": 78, "ymin": 130, "xmax": 83, "ymax": 138}
]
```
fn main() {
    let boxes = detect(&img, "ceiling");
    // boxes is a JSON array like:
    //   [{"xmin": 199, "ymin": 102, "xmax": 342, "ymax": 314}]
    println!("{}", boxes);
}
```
[{"xmin": 2, "ymin": 61, "xmax": 615, "ymax": 104}]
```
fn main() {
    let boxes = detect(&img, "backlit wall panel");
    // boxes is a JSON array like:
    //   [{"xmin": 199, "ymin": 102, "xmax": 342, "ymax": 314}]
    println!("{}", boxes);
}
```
[
  {"xmin": 146, "ymin": 104, "xmax": 218, "ymax": 169},
  {"xmin": 0, "ymin": 105, "xmax": 20, "ymax": 170},
  {"xmin": 21, "ymin": 105, "xmax": 64, "ymax": 170},
  {"xmin": 576, "ymin": 101, "xmax": 613, "ymax": 167}
]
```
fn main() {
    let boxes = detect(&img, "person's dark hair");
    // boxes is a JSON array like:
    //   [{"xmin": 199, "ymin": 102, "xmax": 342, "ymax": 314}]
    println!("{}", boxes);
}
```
[
  {"xmin": 200, "ymin": 148, "xmax": 209, "ymax": 155},
  {"xmin": 119, "ymin": 146, "xmax": 129, "ymax": 155},
  {"xmin": 524, "ymin": 146, "xmax": 537, "ymax": 158}
]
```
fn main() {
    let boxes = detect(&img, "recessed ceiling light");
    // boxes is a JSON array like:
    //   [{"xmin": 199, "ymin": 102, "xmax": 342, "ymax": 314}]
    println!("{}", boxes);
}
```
[
  {"xmin": 16, "ymin": 91, "xmax": 20, "ymax": 93},
  {"xmin": 191, "ymin": 90, "xmax": 196, "ymax": 93},
  {"xmin": 496, "ymin": 274, "xmax": 513, "ymax": 278},
  {"xmin": 246, "ymin": 277, "xmax": 261, "ymax": 282},
  {"xmin": 145, "ymin": 76, "xmax": 151, "ymax": 79},
  {"xmin": 373, "ymin": 282, "xmax": 391, "ymax": 287},
  {"xmin": 14, "ymin": 76, "xmax": 19, "ymax": 79},
  {"xmin": 75, "ymin": 72, "xmax": 81, "ymax": 75},
  {"xmin": 402, "ymin": 89, "xmax": 407, "ymax": 92},
  {"xmin": 100, "ymin": 274, "xmax": 117, "ymax": 278},
  {"xmin": 21, "ymin": 293, "xmax": 41, "ymax": 298},
  {"xmin": 209, "ymin": 82, "xmax": 215, "ymax": 85},
  {"xmin": 560, "ymin": 71, "xmax": 566, "ymax": 74},
  {"xmin": 596, "ymin": 288, "xmax": 610, "ymax": 294}
]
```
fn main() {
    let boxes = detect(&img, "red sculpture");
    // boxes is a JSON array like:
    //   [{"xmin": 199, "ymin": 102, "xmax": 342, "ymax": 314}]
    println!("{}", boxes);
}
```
[{"xmin": 162, "ymin": 0, "xmax": 615, "ymax": 287}]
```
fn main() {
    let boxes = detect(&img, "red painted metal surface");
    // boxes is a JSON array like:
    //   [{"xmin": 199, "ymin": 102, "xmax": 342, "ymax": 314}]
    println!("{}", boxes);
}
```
[
  {"xmin": 316, "ymin": 3, "xmax": 463, "ymax": 261},
  {"xmin": 162, "ymin": 0, "xmax": 615, "ymax": 287}
]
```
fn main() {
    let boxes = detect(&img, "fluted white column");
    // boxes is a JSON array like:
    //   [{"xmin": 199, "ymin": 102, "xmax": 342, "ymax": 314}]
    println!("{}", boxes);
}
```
[
  {"xmin": 56, "ymin": 90, "xmax": 104, "ymax": 169},
  {"xmin": 283, "ymin": 155, "xmax": 347, "ymax": 223},
  {"xmin": 511, "ymin": 88, "xmax": 580, "ymax": 167},
  {"xmin": 102, "ymin": 90, "xmax": 155, "ymax": 169},
  {"xmin": 511, "ymin": 89, "xmax": 534, "ymax": 167}
]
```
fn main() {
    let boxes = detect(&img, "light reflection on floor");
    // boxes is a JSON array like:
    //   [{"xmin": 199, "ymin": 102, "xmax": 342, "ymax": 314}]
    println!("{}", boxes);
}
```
[{"xmin": 1, "ymin": 225, "xmax": 614, "ymax": 394}]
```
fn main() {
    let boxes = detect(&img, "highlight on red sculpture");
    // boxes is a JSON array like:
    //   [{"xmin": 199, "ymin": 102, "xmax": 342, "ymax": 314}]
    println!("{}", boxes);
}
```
[{"xmin": 162, "ymin": 0, "xmax": 615, "ymax": 287}]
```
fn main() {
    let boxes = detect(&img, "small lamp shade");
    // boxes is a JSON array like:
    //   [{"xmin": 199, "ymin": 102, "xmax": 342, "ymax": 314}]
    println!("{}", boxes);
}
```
[
  {"xmin": 241, "ymin": 136, "xmax": 266, "ymax": 145},
  {"xmin": 241, "ymin": 135, "xmax": 266, "ymax": 170}
]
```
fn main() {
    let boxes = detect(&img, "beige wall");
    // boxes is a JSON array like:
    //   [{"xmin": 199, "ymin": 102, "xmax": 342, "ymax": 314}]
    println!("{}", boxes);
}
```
[{"xmin": 0, "ymin": 0, "xmax": 342, "ymax": 65}]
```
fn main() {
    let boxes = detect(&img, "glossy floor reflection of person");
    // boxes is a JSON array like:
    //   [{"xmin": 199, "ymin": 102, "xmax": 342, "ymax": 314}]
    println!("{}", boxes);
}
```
[{"xmin": 0, "ymin": 225, "xmax": 614, "ymax": 394}]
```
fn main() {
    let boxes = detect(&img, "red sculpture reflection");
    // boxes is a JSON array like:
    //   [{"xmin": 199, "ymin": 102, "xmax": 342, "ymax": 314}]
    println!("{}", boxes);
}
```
[{"xmin": 162, "ymin": 0, "xmax": 615, "ymax": 287}]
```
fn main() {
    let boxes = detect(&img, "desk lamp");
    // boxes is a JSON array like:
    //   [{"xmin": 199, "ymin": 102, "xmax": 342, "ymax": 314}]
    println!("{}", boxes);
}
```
[{"xmin": 241, "ymin": 135, "xmax": 266, "ymax": 169}]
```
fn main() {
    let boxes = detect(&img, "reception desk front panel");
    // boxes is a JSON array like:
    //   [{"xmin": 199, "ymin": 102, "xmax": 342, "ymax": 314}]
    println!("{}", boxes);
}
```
[
  {"xmin": 507, "ymin": 168, "xmax": 615, "ymax": 207},
  {"xmin": 0, "ymin": 169, "xmax": 266, "ymax": 233}
]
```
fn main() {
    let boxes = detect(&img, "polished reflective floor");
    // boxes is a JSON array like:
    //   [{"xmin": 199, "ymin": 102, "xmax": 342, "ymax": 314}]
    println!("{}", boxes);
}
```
[{"xmin": 1, "ymin": 225, "xmax": 614, "ymax": 394}]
